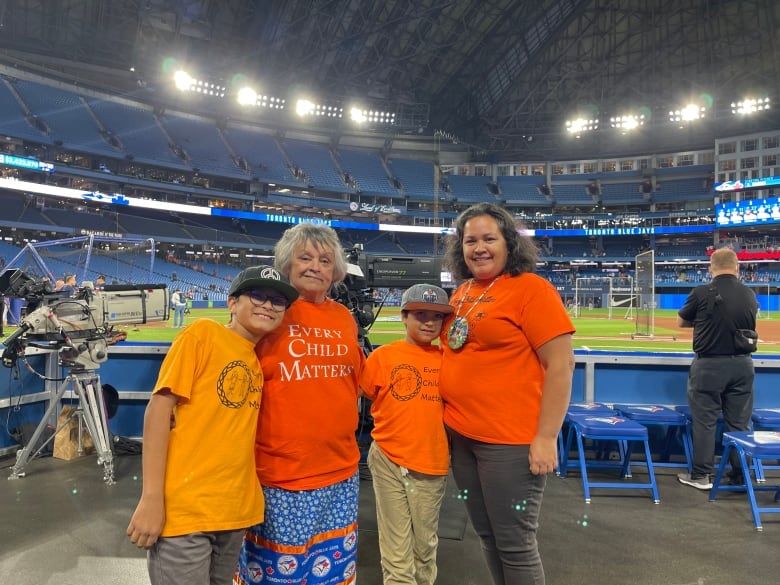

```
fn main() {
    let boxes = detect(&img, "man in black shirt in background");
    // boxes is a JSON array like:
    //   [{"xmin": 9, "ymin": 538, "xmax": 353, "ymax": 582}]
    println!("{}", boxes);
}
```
[{"xmin": 677, "ymin": 247, "xmax": 758, "ymax": 489}]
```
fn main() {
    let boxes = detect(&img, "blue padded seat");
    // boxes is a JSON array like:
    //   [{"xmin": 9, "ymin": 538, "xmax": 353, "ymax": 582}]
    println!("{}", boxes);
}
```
[
  {"xmin": 558, "ymin": 403, "xmax": 617, "ymax": 474},
  {"xmin": 561, "ymin": 412, "xmax": 660, "ymax": 504},
  {"xmin": 710, "ymin": 431, "xmax": 780, "ymax": 531},
  {"xmin": 615, "ymin": 404, "xmax": 692, "ymax": 474},
  {"xmin": 751, "ymin": 409, "xmax": 780, "ymax": 480}
]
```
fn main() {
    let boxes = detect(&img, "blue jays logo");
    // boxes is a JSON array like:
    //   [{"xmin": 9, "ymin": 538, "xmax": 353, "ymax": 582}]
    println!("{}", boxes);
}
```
[
  {"xmin": 343, "ymin": 530, "xmax": 357, "ymax": 551},
  {"xmin": 633, "ymin": 405, "xmax": 663, "ymax": 412},
  {"xmin": 343, "ymin": 560, "xmax": 356, "ymax": 580},
  {"xmin": 587, "ymin": 417, "xmax": 625, "ymax": 425},
  {"xmin": 246, "ymin": 561, "xmax": 264, "ymax": 582},
  {"xmin": 311, "ymin": 555, "xmax": 331, "ymax": 578},
  {"xmin": 277, "ymin": 555, "xmax": 298, "ymax": 576}
]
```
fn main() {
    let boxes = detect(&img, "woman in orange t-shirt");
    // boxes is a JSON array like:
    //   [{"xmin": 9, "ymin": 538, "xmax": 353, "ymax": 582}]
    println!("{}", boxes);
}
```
[
  {"xmin": 439, "ymin": 203, "xmax": 575, "ymax": 585},
  {"xmin": 236, "ymin": 224, "xmax": 365, "ymax": 585}
]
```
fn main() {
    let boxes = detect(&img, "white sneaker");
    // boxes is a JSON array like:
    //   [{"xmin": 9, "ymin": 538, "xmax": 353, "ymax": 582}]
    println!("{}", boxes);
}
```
[{"xmin": 677, "ymin": 473, "xmax": 712, "ymax": 490}]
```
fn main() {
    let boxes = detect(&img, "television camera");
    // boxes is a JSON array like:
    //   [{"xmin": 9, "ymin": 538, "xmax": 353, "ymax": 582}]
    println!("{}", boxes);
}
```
[
  {"xmin": 0, "ymin": 268, "xmax": 168, "ymax": 484},
  {"xmin": 331, "ymin": 245, "xmax": 376, "ymax": 357},
  {"xmin": 0, "ymin": 268, "xmax": 168, "ymax": 372}
]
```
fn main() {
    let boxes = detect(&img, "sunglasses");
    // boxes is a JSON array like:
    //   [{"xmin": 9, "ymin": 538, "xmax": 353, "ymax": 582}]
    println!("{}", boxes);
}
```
[{"xmin": 243, "ymin": 289, "xmax": 289, "ymax": 311}]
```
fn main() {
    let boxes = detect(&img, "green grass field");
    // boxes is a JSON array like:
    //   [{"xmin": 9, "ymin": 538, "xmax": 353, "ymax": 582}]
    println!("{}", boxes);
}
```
[{"xmin": 115, "ymin": 306, "xmax": 716, "ymax": 353}]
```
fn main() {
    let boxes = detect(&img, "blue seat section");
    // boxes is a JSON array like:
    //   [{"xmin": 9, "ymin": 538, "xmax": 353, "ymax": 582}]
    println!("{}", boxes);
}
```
[
  {"xmin": 652, "ymin": 178, "xmax": 712, "ymax": 203},
  {"xmin": 284, "ymin": 139, "xmax": 353, "ymax": 194},
  {"xmin": 42, "ymin": 207, "xmax": 122, "ymax": 235},
  {"xmin": 267, "ymin": 191, "xmax": 352, "ymax": 212},
  {"xmin": 222, "ymin": 126, "xmax": 302, "ymax": 187},
  {"xmin": 387, "ymin": 158, "xmax": 435, "ymax": 201},
  {"xmin": 710, "ymin": 431, "xmax": 780, "ymax": 530},
  {"xmin": 614, "ymin": 404, "xmax": 692, "ymax": 473},
  {"xmin": 337, "ymin": 148, "xmax": 399, "ymax": 197},
  {"xmin": 160, "ymin": 112, "xmax": 244, "ymax": 178},
  {"xmin": 445, "ymin": 175, "xmax": 493, "ymax": 203},
  {"xmin": 86, "ymin": 97, "xmax": 187, "ymax": 169},
  {"xmin": 0, "ymin": 77, "xmax": 50, "ymax": 142},
  {"xmin": 561, "ymin": 412, "xmax": 660, "ymax": 503},
  {"xmin": 598, "ymin": 182, "xmax": 648, "ymax": 205},
  {"xmin": 12, "ymin": 80, "xmax": 115, "ymax": 156},
  {"xmin": 497, "ymin": 176, "xmax": 551, "ymax": 206},
  {"xmin": 551, "ymin": 183, "xmax": 595, "ymax": 206},
  {"xmin": 0, "ymin": 195, "xmax": 54, "ymax": 229}
]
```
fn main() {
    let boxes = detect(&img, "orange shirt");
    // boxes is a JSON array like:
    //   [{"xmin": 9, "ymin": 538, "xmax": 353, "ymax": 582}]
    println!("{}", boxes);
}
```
[
  {"xmin": 154, "ymin": 319, "xmax": 265, "ymax": 536},
  {"xmin": 255, "ymin": 298, "xmax": 365, "ymax": 490},
  {"xmin": 361, "ymin": 340, "xmax": 449, "ymax": 476},
  {"xmin": 439, "ymin": 273, "xmax": 575, "ymax": 444}
]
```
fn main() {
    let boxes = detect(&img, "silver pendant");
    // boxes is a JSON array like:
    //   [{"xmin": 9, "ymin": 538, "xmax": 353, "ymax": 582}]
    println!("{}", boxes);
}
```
[{"xmin": 447, "ymin": 317, "xmax": 469, "ymax": 349}]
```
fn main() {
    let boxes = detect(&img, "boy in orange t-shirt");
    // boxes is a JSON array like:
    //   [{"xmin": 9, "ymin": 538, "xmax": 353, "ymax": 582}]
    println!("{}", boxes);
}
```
[{"xmin": 360, "ymin": 283, "xmax": 453, "ymax": 585}]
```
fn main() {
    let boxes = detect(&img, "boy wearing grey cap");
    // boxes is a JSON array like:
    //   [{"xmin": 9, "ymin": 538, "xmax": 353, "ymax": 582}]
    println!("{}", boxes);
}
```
[
  {"xmin": 360, "ymin": 283, "xmax": 453, "ymax": 585},
  {"xmin": 127, "ymin": 266, "xmax": 298, "ymax": 585}
]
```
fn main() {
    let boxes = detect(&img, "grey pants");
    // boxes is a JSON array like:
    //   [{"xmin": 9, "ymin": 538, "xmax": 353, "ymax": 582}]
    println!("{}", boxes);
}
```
[
  {"xmin": 447, "ymin": 428, "xmax": 547, "ymax": 585},
  {"xmin": 148, "ymin": 529, "xmax": 245, "ymax": 585}
]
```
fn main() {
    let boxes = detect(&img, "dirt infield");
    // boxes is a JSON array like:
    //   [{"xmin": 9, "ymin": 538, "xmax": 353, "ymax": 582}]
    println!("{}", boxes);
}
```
[{"xmin": 655, "ymin": 316, "xmax": 780, "ymax": 345}]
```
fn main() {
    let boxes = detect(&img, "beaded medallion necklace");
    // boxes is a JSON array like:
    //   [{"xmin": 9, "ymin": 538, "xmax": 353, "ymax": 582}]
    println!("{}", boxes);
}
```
[{"xmin": 446, "ymin": 274, "xmax": 501, "ymax": 349}]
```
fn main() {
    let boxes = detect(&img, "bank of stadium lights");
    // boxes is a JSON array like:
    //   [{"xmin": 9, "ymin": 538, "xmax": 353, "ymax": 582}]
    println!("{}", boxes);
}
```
[
  {"xmin": 295, "ymin": 99, "xmax": 343, "ymax": 118},
  {"xmin": 668, "ymin": 104, "xmax": 706, "ymax": 126},
  {"xmin": 236, "ymin": 87, "xmax": 286, "ymax": 110},
  {"xmin": 565, "ymin": 118, "xmax": 599, "ymax": 138},
  {"xmin": 173, "ymin": 70, "xmax": 226, "ymax": 98},
  {"xmin": 350, "ymin": 107, "xmax": 396, "ymax": 125},
  {"xmin": 731, "ymin": 97, "xmax": 771, "ymax": 115},
  {"xmin": 610, "ymin": 114, "xmax": 645, "ymax": 132}
]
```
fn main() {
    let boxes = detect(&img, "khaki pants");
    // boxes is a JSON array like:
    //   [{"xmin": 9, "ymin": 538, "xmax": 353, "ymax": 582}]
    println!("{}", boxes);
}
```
[{"xmin": 368, "ymin": 441, "xmax": 447, "ymax": 585}]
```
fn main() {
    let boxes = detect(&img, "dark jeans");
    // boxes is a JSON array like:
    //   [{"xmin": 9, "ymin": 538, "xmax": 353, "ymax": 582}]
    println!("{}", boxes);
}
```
[
  {"xmin": 687, "ymin": 355, "xmax": 754, "ymax": 477},
  {"xmin": 447, "ymin": 428, "xmax": 546, "ymax": 585}
]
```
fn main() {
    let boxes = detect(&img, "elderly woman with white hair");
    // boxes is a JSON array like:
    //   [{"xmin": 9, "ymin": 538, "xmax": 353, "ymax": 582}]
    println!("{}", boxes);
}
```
[{"xmin": 235, "ymin": 222, "xmax": 365, "ymax": 585}]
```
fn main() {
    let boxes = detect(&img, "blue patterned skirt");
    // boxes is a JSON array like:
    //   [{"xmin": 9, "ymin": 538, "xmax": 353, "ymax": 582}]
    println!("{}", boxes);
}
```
[{"xmin": 235, "ymin": 472, "xmax": 359, "ymax": 585}]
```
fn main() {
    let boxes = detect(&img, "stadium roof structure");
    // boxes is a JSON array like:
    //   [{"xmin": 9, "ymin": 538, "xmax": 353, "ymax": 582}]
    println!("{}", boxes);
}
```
[{"xmin": 0, "ymin": 0, "xmax": 778, "ymax": 161}]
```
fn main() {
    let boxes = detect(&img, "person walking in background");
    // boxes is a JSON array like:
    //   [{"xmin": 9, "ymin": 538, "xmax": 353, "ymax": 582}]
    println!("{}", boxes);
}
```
[
  {"xmin": 171, "ymin": 287, "xmax": 187, "ymax": 328},
  {"xmin": 439, "ymin": 202, "xmax": 575, "ymax": 585},
  {"xmin": 126, "ymin": 266, "xmax": 298, "ymax": 585},
  {"xmin": 235, "ymin": 223, "xmax": 366, "ymax": 585},
  {"xmin": 360, "ymin": 283, "xmax": 453, "ymax": 585},
  {"xmin": 677, "ymin": 247, "xmax": 758, "ymax": 489}
]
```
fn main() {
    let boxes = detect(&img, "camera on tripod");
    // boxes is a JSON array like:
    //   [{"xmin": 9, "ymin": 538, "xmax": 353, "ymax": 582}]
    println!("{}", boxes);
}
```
[
  {"xmin": 332, "ymin": 244, "xmax": 376, "ymax": 335},
  {"xmin": 0, "ymin": 268, "xmax": 169, "ymax": 371}
]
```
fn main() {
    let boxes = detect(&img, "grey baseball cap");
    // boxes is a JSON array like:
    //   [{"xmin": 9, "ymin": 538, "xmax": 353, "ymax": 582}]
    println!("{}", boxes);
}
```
[
  {"xmin": 228, "ymin": 265, "xmax": 299, "ymax": 303},
  {"xmin": 401, "ymin": 283, "xmax": 453, "ymax": 313}
]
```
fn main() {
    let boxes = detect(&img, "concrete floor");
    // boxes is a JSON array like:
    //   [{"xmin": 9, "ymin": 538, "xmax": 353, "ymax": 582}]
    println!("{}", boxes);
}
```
[{"xmin": 1, "ymin": 450, "xmax": 779, "ymax": 585}]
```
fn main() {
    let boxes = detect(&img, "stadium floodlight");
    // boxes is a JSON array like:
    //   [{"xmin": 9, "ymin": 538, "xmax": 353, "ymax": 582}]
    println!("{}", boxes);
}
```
[
  {"xmin": 565, "ymin": 118, "xmax": 599, "ymax": 137},
  {"xmin": 610, "ymin": 114, "xmax": 645, "ymax": 131},
  {"xmin": 668, "ymin": 103, "xmax": 706, "ymax": 125},
  {"xmin": 731, "ymin": 97, "xmax": 771, "ymax": 115},
  {"xmin": 296, "ymin": 99, "xmax": 315, "ymax": 117},
  {"xmin": 237, "ymin": 87, "xmax": 257, "ymax": 106},
  {"xmin": 237, "ymin": 88, "xmax": 286, "ymax": 110},
  {"xmin": 172, "ymin": 70, "xmax": 226, "ymax": 98},
  {"xmin": 350, "ymin": 107, "xmax": 396, "ymax": 125},
  {"xmin": 295, "ymin": 99, "xmax": 342, "ymax": 118}
]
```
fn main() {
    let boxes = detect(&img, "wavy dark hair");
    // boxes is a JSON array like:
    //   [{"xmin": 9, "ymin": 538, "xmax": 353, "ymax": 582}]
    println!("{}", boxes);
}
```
[{"xmin": 442, "ymin": 203, "xmax": 539, "ymax": 281}]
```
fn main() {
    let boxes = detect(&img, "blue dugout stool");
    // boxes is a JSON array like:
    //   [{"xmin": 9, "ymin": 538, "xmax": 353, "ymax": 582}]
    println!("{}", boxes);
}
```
[
  {"xmin": 710, "ymin": 431, "xmax": 780, "ymax": 531},
  {"xmin": 561, "ymin": 412, "xmax": 660, "ymax": 504},
  {"xmin": 614, "ymin": 404, "xmax": 692, "ymax": 474},
  {"xmin": 558, "ymin": 403, "xmax": 617, "ymax": 474},
  {"xmin": 751, "ymin": 409, "xmax": 780, "ymax": 481}
]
